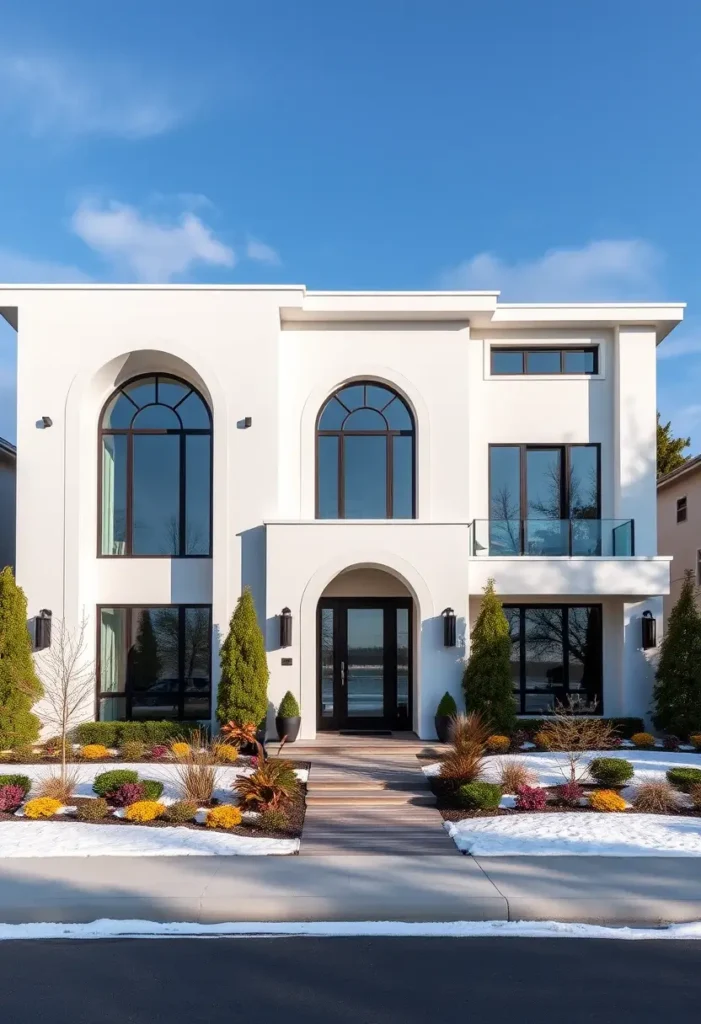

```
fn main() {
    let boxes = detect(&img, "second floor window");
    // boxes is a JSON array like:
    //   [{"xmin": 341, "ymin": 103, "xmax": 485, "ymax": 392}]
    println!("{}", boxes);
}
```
[
  {"xmin": 677, "ymin": 496, "xmax": 688, "ymax": 523},
  {"xmin": 100, "ymin": 375, "xmax": 212, "ymax": 556},
  {"xmin": 491, "ymin": 346, "xmax": 599, "ymax": 375},
  {"xmin": 316, "ymin": 382, "xmax": 415, "ymax": 519}
]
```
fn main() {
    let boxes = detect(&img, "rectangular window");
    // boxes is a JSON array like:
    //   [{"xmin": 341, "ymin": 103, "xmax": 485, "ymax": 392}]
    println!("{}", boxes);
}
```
[
  {"xmin": 677, "ymin": 496, "xmax": 688, "ymax": 523},
  {"xmin": 505, "ymin": 604, "xmax": 603, "ymax": 714},
  {"xmin": 697, "ymin": 549, "xmax": 701, "ymax": 587},
  {"xmin": 97, "ymin": 605, "xmax": 212, "ymax": 722},
  {"xmin": 491, "ymin": 347, "xmax": 598, "ymax": 376}
]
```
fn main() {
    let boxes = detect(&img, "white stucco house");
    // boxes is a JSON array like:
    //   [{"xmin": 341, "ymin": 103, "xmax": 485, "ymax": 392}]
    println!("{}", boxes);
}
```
[{"xmin": 0, "ymin": 286, "xmax": 685, "ymax": 739}]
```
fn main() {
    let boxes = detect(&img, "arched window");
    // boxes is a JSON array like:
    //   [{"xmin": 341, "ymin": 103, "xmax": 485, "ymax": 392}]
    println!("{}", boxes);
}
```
[
  {"xmin": 316, "ymin": 382, "xmax": 415, "ymax": 519},
  {"xmin": 99, "ymin": 374, "xmax": 212, "ymax": 556}
]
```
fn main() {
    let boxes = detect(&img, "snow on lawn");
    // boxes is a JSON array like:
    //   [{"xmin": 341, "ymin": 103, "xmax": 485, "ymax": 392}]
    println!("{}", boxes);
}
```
[
  {"xmin": 0, "ymin": 821, "xmax": 299, "ymax": 857},
  {"xmin": 423, "ymin": 749, "xmax": 701, "ymax": 790},
  {"xmin": 446, "ymin": 813, "xmax": 701, "ymax": 857}
]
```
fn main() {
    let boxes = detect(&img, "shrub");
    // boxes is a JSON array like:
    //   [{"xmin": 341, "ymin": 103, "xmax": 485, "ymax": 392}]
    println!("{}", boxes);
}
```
[
  {"xmin": 205, "ymin": 805, "xmax": 242, "ymax": 829},
  {"xmin": 278, "ymin": 691, "xmax": 300, "ymax": 718},
  {"xmin": 150, "ymin": 745, "xmax": 169, "ymax": 759},
  {"xmin": 80, "ymin": 744, "xmax": 110, "ymax": 760},
  {"xmin": 124, "ymin": 800, "xmax": 166, "ymax": 823},
  {"xmin": 666, "ymin": 767, "xmax": 701, "ymax": 793},
  {"xmin": 498, "ymin": 759, "xmax": 537, "ymax": 793},
  {"xmin": 77, "ymin": 798, "xmax": 110, "ymax": 822},
  {"xmin": 24, "ymin": 797, "xmax": 62, "ymax": 819},
  {"xmin": 234, "ymin": 759, "xmax": 300, "ymax": 811},
  {"xmin": 589, "ymin": 789, "xmax": 627, "ymax": 812},
  {"xmin": 588, "ymin": 758, "xmax": 634, "ymax": 787},
  {"xmin": 12, "ymin": 744, "xmax": 41, "ymax": 762},
  {"xmin": 120, "ymin": 741, "xmax": 146, "ymax": 761},
  {"xmin": 534, "ymin": 730, "xmax": 552, "ymax": 751},
  {"xmin": 0, "ymin": 784, "xmax": 25, "ymax": 812},
  {"xmin": 486, "ymin": 735, "xmax": 511, "ymax": 754},
  {"xmin": 438, "ymin": 714, "xmax": 489, "ymax": 785},
  {"xmin": 214, "ymin": 743, "xmax": 239, "ymax": 764},
  {"xmin": 515, "ymin": 785, "xmax": 547, "ymax": 811},
  {"xmin": 462, "ymin": 579, "xmax": 516, "ymax": 735},
  {"xmin": 689, "ymin": 784, "xmax": 701, "ymax": 810},
  {"xmin": 0, "ymin": 567, "xmax": 43, "ymax": 749},
  {"xmin": 163, "ymin": 800, "xmax": 198, "ymax": 824},
  {"xmin": 43, "ymin": 736, "xmax": 70, "ymax": 758},
  {"xmin": 663, "ymin": 735, "xmax": 681, "ymax": 752},
  {"xmin": 258, "ymin": 808, "xmax": 289, "ymax": 832},
  {"xmin": 690, "ymin": 735, "xmax": 701, "ymax": 752},
  {"xmin": 654, "ymin": 570, "xmax": 701, "ymax": 737},
  {"xmin": 75, "ymin": 722, "xmax": 120, "ymax": 746},
  {"xmin": 141, "ymin": 779, "xmax": 164, "ymax": 801},
  {"xmin": 436, "ymin": 692, "xmax": 458, "ymax": 717},
  {"xmin": 93, "ymin": 769, "xmax": 139, "ymax": 797},
  {"xmin": 0, "ymin": 774, "xmax": 31, "ymax": 796},
  {"xmin": 217, "ymin": 587, "xmax": 269, "ymax": 728},
  {"xmin": 633, "ymin": 781, "xmax": 678, "ymax": 813},
  {"xmin": 36, "ymin": 768, "xmax": 80, "ymax": 803},
  {"xmin": 553, "ymin": 781, "xmax": 584, "ymax": 807},
  {"xmin": 631, "ymin": 732, "xmax": 656, "ymax": 749},
  {"xmin": 74, "ymin": 721, "xmax": 201, "ymax": 747},
  {"xmin": 171, "ymin": 742, "xmax": 191, "ymax": 759},
  {"xmin": 456, "ymin": 781, "xmax": 502, "ymax": 810},
  {"xmin": 109, "ymin": 783, "xmax": 146, "ymax": 807}
]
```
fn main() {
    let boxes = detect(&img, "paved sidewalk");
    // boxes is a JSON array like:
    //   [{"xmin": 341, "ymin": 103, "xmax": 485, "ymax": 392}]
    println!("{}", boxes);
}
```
[{"xmin": 2, "ymin": 854, "xmax": 701, "ymax": 925}]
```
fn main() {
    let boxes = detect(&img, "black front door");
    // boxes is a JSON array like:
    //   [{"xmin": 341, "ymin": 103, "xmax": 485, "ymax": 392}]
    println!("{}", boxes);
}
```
[{"xmin": 317, "ymin": 598, "xmax": 412, "ymax": 731}]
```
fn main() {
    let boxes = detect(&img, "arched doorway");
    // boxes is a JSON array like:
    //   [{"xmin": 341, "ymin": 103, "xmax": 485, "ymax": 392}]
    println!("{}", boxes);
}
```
[{"xmin": 317, "ymin": 568, "xmax": 413, "ymax": 732}]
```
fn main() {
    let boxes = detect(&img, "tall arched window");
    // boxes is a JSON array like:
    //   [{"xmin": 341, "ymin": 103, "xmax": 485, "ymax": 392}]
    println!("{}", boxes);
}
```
[
  {"xmin": 316, "ymin": 382, "xmax": 415, "ymax": 519},
  {"xmin": 99, "ymin": 374, "xmax": 212, "ymax": 556}
]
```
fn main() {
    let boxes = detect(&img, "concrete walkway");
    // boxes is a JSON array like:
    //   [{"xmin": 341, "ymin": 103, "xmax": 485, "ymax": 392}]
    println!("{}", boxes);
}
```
[{"xmin": 2, "ymin": 854, "xmax": 701, "ymax": 925}]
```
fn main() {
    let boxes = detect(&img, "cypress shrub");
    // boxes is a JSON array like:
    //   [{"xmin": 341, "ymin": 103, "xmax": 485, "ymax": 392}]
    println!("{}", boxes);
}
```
[
  {"xmin": 653, "ymin": 570, "xmax": 701, "ymax": 737},
  {"xmin": 217, "ymin": 588, "xmax": 269, "ymax": 727},
  {"xmin": 0, "ymin": 567, "xmax": 43, "ymax": 748},
  {"xmin": 278, "ymin": 691, "xmax": 300, "ymax": 717},
  {"xmin": 463, "ymin": 579, "xmax": 516, "ymax": 735},
  {"xmin": 588, "ymin": 757, "xmax": 634, "ymax": 787},
  {"xmin": 436, "ymin": 692, "xmax": 458, "ymax": 717},
  {"xmin": 456, "ymin": 781, "xmax": 502, "ymax": 810}
]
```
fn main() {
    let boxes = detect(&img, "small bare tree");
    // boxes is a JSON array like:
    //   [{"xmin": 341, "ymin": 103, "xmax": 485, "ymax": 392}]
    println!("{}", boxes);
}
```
[{"xmin": 542, "ymin": 696, "xmax": 619, "ymax": 783}]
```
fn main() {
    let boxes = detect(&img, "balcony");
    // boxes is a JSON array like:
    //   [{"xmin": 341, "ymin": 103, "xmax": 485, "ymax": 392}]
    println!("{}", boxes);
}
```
[{"xmin": 470, "ymin": 519, "xmax": 635, "ymax": 558}]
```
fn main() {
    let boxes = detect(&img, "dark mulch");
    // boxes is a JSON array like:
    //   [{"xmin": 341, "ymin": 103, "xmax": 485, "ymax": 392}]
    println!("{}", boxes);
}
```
[
  {"xmin": 0, "ymin": 754, "xmax": 287, "ymax": 768},
  {"xmin": 439, "ymin": 804, "xmax": 701, "ymax": 821}
]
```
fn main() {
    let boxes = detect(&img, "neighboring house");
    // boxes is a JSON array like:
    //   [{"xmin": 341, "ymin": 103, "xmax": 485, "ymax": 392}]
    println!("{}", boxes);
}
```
[
  {"xmin": 0, "ymin": 435, "xmax": 16, "ymax": 572},
  {"xmin": 0, "ymin": 287, "xmax": 685, "ymax": 738},
  {"xmin": 658, "ymin": 455, "xmax": 701, "ymax": 620}
]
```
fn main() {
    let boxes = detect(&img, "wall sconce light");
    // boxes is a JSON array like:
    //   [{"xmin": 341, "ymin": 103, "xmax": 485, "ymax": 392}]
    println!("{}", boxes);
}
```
[
  {"xmin": 442, "ymin": 607, "xmax": 456, "ymax": 647},
  {"xmin": 37, "ymin": 416, "xmax": 53, "ymax": 429},
  {"xmin": 279, "ymin": 607, "xmax": 292, "ymax": 648},
  {"xmin": 35, "ymin": 609, "xmax": 52, "ymax": 650},
  {"xmin": 641, "ymin": 610, "xmax": 657, "ymax": 650}
]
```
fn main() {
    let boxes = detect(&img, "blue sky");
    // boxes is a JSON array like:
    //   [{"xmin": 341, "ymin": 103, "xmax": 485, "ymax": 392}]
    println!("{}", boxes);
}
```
[{"xmin": 0, "ymin": 0, "xmax": 699, "ymax": 449}]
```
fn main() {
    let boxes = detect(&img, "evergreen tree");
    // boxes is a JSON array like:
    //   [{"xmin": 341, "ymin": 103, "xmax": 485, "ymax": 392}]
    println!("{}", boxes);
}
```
[
  {"xmin": 131, "ymin": 611, "xmax": 162, "ymax": 688},
  {"xmin": 463, "ymin": 578, "xmax": 516, "ymax": 734},
  {"xmin": 657, "ymin": 413, "xmax": 690, "ymax": 478},
  {"xmin": 0, "ymin": 566, "xmax": 43, "ymax": 747},
  {"xmin": 217, "ymin": 587, "xmax": 269, "ymax": 727},
  {"xmin": 653, "ymin": 569, "xmax": 701, "ymax": 736}
]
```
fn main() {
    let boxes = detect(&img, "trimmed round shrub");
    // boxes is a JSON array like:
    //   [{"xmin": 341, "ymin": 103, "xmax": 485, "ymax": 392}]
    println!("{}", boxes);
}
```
[
  {"xmin": 0, "ymin": 774, "xmax": 31, "ymax": 796},
  {"xmin": 456, "ymin": 781, "xmax": 502, "ymax": 810},
  {"xmin": 93, "ymin": 769, "xmax": 139, "ymax": 797},
  {"xmin": 533, "ymin": 730, "xmax": 552, "ymax": 751},
  {"xmin": 436, "ymin": 692, "xmax": 458, "ymax": 717},
  {"xmin": 24, "ymin": 797, "xmax": 62, "ymax": 819},
  {"xmin": 214, "ymin": 743, "xmax": 239, "ymax": 764},
  {"xmin": 588, "ymin": 757, "xmax": 634, "ymax": 787},
  {"xmin": 278, "ymin": 691, "xmax": 300, "ymax": 718},
  {"xmin": 125, "ymin": 800, "xmax": 166, "ymax": 823},
  {"xmin": 109, "ymin": 783, "xmax": 146, "ymax": 807},
  {"xmin": 77, "ymin": 798, "xmax": 110, "ymax": 822},
  {"xmin": 258, "ymin": 808, "xmax": 289, "ymax": 832},
  {"xmin": 141, "ymin": 779, "xmax": 164, "ymax": 801},
  {"xmin": 205, "ymin": 805, "xmax": 243, "ymax": 829},
  {"xmin": 0, "ymin": 784, "xmax": 26, "ymax": 812},
  {"xmin": 119, "ymin": 741, "xmax": 146, "ymax": 761},
  {"xmin": 589, "ymin": 789, "xmax": 627, "ymax": 812},
  {"xmin": 663, "ymin": 735, "xmax": 681, "ymax": 752},
  {"xmin": 666, "ymin": 767, "xmax": 701, "ymax": 793},
  {"xmin": 485, "ymin": 735, "xmax": 511, "ymax": 754},
  {"xmin": 12, "ymin": 744, "xmax": 42, "ymax": 762},
  {"xmin": 631, "ymin": 732, "xmax": 655, "ymax": 749},
  {"xmin": 80, "ymin": 744, "xmax": 111, "ymax": 760},
  {"xmin": 170, "ymin": 742, "xmax": 191, "ymax": 759},
  {"xmin": 164, "ymin": 800, "xmax": 198, "ymax": 824},
  {"xmin": 515, "ymin": 784, "xmax": 547, "ymax": 811}
]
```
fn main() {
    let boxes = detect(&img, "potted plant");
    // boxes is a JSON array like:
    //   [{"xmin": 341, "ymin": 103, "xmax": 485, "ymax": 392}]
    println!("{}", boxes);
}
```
[
  {"xmin": 276, "ymin": 691, "xmax": 301, "ymax": 743},
  {"xmin": 435, "ymin": 692, "xmax": 458, "ymax": 743}
]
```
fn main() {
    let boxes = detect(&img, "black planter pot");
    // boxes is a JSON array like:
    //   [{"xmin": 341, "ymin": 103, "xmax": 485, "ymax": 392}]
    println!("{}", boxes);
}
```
[
  {"xmin": 275, "ymin": 715, "xmax": 301, "ymax": 743},
  {"xmin": 434, "ymin": 714, "xmax": 454, "ymax": 744}
]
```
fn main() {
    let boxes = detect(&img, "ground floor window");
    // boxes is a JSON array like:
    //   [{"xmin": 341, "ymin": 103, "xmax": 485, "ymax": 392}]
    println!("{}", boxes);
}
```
[
  {"xmin": 504, "ymin": 604, "xmax": 603, "ymax": 714},
  {"xmin": 97, "ymin": 605, "xmax": 212, "ymax": 721}
]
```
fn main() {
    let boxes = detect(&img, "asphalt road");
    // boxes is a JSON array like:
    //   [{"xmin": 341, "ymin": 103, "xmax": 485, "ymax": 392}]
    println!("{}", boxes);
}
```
[{"xmin": 0, "ymin": 936, "xmax": 699, "ymax": 1022}]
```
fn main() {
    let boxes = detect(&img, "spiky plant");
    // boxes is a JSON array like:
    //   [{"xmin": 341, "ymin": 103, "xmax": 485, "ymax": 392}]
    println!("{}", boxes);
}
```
[{"xmin": 234, "ymin": 759, "xmax": 300, "ymax": 811}]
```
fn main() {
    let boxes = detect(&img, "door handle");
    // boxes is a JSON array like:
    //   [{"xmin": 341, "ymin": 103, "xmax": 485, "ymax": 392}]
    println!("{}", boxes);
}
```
[{"xmin": 341, "ymin": 661, "xmax": 346, "ymax": 688}]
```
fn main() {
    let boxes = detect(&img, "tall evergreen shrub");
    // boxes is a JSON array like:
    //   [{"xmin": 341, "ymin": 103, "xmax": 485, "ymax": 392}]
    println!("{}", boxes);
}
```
[
  {"xmin": 216, "ymin": 588, "xmax": 269, "ymax": 727},
  {"xmin": 462, "ymin": 578, "xmax": 516, "ymax": 734},
  {"xmin": 653, "ymin": 570, "xmax": 701, "ymax": 737},
  {"xmin": 0, "ymin": 567, "xmax": 43, "ymax": 747}
]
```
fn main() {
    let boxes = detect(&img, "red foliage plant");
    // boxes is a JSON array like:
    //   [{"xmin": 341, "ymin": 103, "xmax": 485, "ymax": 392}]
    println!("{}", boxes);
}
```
[
  {"xmin": 515, "ymin": 784, "xmax": 547, "ymax": 811},
  {"xmin": 150, "ymin": 745, "xmax": 169, "ymax": 759},
  {"xmin": 0, "ymin": 784, "xmax": 25, "ymax": 812},
  {"xmin": 109, "ymin": 782, "xmax": 146, "ymax": 807},
  {"xmin": 554, "ymin": 781, "xmax": 584, "ymax": 807}
]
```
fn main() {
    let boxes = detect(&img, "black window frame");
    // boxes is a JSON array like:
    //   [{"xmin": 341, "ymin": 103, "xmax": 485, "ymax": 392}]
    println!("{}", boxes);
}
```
[
  {"xmin": 315, "ymin": 381, "xmax": 416, "ymax": 519},
  {"xmin": 489, "ymin": 443, "xmax": 602, "ymax": 521},
  {"xmin": 491, "ymin": 346, "xmax": 599, "ymax": 376},
  {"xmin": 505, "ymin": 603, "xmax": 604, "ymax": 714},
  {"xmin": 96, "ymin": 603, "xmax": 212, "ymax": 722},
  {"xmin": 98, "ymin": 373, "xmax": 213, "ymax": 558},
  {"xmin": 677, "ymin": 496, "xmax": 688, "ymax": 523}
]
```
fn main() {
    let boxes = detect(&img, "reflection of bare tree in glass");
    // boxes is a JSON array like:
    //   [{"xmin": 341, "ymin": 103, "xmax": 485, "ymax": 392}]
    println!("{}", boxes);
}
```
[
  {"xmin": 489, "ymin": 486, "xmax": 521, "ymax": 553},
  {"xmin": 160, "ymin": 516, "xmax": 205, "ymax": 556},
  {"xmin": 523, "ymin": 607, "xmax": 601, "ymax": 704}
]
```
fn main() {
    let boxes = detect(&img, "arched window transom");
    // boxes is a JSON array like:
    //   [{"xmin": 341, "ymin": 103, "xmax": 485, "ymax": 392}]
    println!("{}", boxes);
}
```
[
  {"xmin": 100, "ymin": 374, "xmax": 212, "ymax": 556},
  {"xmin": 316, "ymin": 382, "xmax": 415, "ymax": 519}
]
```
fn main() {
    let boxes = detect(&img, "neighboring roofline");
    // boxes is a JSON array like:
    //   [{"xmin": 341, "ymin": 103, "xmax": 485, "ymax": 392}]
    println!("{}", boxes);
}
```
[
  {"xmin": 657, "ymin": 455, "xmax": 701, "ymax": 489},
  {"xmin": 0, "ymin": 437, "xmax": 16, "ymax": 459}
]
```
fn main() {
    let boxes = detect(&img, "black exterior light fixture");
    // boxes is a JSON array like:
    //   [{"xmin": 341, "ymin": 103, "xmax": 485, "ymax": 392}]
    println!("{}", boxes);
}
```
[
  {"xmin": 280, "ymin": 607, "xmax": 292, "ymax": 648},
  {"xmin": 35, "ymin": 609, "xmax": 52, "ymax": 650},
  {"xmin": 641, "ymin": 610, "xmax": 657, "ymax": 650},
  {"xmin": 442, "ymin": 607, "xmax": 457, "ymax": 647}
]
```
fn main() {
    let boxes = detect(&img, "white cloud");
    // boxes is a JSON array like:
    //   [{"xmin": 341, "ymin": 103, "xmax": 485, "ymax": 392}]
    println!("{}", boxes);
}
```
[
  {"xmin": 0, "ymin": 248, "xmax": 90, "ymax": 283},
  {"xmin": 441, "ymin": 240, "xmax": 662, "ymax": 301},
  {"xmin": 657, "ymin": 334, "xmax": 701, "ymax": 361},
  {"xmin": 246, "ymin": 238, "xmax": 281, "ymax": 266},
  {"xmin": 0, "ymin": 54, "xmax": 185, "ymax": 139},
  {"xmin": 71, "ymin": 200, "xmax": 235, "ymax": 282}
]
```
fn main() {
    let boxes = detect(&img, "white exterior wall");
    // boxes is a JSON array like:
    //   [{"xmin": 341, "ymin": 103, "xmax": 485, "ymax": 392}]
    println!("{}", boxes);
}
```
[{"xmin": 0, "ymin": 287, "xmax": 683, "ymax": 738}]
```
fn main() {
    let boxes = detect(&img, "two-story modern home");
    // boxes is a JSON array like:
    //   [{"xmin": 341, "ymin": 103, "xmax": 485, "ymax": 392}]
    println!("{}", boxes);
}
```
[{"xmin": 0, "ymin": 286, "xmax": 684, "ymax": 738}]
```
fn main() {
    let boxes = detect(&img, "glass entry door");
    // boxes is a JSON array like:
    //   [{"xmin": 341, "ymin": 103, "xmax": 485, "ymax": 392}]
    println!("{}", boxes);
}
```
[{"xmin": 317, "ymin": 598, "xmax": 412, "ymax": 731}]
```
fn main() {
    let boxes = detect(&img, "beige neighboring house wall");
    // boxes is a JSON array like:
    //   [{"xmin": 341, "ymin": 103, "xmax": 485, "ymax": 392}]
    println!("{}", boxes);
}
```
[
  {"xmin": 658, "ymin": 455, "xmax": 701, "ymax": 620},
  {"xmin": 0, "ymin": 438, "xmax": 16, "ymax": 572}
]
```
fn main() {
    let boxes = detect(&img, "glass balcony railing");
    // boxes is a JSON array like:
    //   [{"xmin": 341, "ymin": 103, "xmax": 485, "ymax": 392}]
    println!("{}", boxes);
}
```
[{"xmin": 470, "ymin": 519, "xmax": 635, "ymax": 557}]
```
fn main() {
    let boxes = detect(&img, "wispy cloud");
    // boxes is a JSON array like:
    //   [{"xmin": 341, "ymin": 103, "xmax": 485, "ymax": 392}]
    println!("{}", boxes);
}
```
[
  {"xmin": 0, "ymin": 248, "xmax": 90, "ymax": 283},
  {"xmin": 71, "ymin": 199, "xmax": 235, "ymax": 282},
  {"xmin": 246, "ymin": 237, "xmax": 281, "ymax": 266},
  {"xmin": 441, "ymin": 240, "xmax": 662, "ymax": 301},
  {"xmin": 657, "ymin": 333, "xmax": 701, "ymax": 361},
  {"xmin": 0, "ymin": 54, "xmax": 187, "ymax": 139}
]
